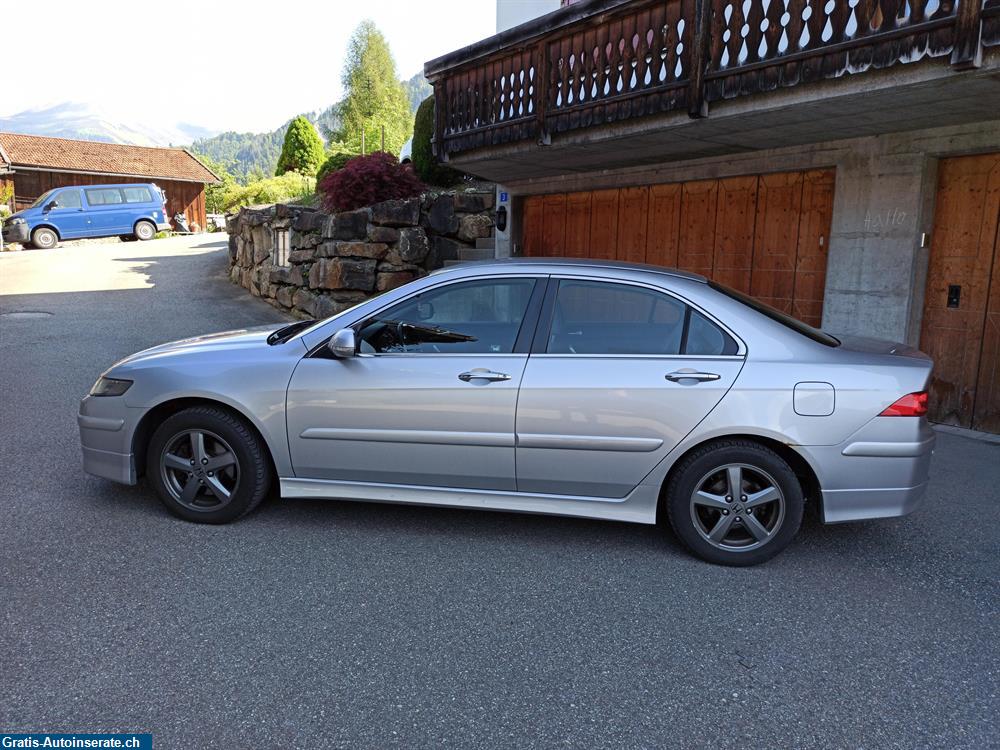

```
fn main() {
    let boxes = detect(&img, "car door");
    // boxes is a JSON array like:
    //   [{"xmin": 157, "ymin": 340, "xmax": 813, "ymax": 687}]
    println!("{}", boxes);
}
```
[
  {"xmin": 515, "ymin": 277, "xmax": 746, "ymax": 498},
  {"xmin": 40, "ymin": 188, "xmax": 88, "ymax": 238},
  {"xmin": 286, "ymin": 276, "xmax": 546, "ymax": 491},
  {"xmin": 83, "ymin": 187, "xmax": 128, "ymax": 235}
]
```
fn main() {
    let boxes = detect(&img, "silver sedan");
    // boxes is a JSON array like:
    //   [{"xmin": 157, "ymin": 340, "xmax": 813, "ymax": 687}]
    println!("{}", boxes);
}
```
[{"xmin": 79, "ymin": 259, "xmax": 935, "ymax": 565}]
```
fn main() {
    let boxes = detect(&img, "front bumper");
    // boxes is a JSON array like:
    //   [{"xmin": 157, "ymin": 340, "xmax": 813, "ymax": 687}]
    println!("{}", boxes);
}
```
[
  {"xmin": 2, "ymin": 222, "xmax": 29, "ymax": 243},
  {"xmin": 78, "ymin": 396, "xmax": 139, "ymax": 485}
]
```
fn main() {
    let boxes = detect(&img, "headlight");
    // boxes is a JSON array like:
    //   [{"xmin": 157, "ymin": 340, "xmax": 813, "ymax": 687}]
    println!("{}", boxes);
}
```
[
  {"xmin": 9, "ymin": 217, "xmax": 25, "ymax": 225},
  {"xmin": 90, "ymin": 376, "xmax": 133, "ymax": 397}
]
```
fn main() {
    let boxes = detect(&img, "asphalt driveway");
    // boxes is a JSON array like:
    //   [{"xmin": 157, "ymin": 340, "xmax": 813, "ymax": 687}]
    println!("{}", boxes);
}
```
[{"xmin": 1, "ymin": 236, "xmax": 997, "ymax": 749}]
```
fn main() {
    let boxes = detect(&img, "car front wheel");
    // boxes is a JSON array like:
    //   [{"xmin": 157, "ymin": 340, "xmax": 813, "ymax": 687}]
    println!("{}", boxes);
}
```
[
  {"xmin": 30, "ymin": 227, "xmax": 58, "ymax": 250},
  {"xmin": 665, "ymin": 440, "xmax": 804, "ymax": 566},
  {"xmin": 146, "ymin": 406, "xmax": 272, "ymax": 523}
]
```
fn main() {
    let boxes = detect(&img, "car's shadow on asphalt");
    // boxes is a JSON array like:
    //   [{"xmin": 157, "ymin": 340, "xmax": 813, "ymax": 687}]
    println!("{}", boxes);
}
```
[{"xmin": 88, "ymin": 473, "xmax": 900, "ymax": 568}]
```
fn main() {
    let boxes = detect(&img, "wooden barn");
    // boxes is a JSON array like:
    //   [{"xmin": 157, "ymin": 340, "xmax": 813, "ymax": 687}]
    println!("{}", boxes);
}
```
[{"xmin": 0, "ymin": 132, "xmax": 218, "ymax": 230}]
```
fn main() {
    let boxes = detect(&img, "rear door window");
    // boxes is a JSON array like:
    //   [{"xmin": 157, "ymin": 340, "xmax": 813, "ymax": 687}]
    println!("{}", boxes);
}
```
[
  {"xmin": 122, "ymin": 186, "xmax": 153, "ymax": 203},
  {"xmin": 545, "ymin": 279, "xmax": 738, "ymax": 356},
  {"xmin": 85, "ymin": 188, "xmax": 125, "ymax": 206}
]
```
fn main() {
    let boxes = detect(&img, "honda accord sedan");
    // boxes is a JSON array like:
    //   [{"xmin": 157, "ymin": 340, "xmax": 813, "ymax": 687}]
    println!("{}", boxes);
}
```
[{"xmin": 79, "ymin": 259, "xmax": 935, "ymax": 565}]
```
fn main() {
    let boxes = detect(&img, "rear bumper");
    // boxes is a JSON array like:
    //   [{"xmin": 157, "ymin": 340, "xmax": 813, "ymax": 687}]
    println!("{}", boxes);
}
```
[
  {"xmin": 156, "ymin": 221, "xmax": 172, "ymax": 232},
  {"xmin": 796, "ymin": 418, "xmax": 936, "ymax": 524},
  {"xmin": 821, "ymin": 482, "xmax": 929, "ymax": 523}
]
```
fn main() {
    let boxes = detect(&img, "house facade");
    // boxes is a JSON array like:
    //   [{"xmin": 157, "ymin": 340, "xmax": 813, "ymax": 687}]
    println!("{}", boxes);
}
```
[
  {"xmin": 425, "ymin": 0, "xmax": 1000, "ymax": 433},
  {"xmin": 0, "ymin": 132, "xmax": 219, "ymax": 230}
]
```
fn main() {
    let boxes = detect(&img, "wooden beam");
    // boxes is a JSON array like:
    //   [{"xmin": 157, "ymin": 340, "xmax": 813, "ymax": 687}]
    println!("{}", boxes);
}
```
[
  {"xmin": 687, "ymin": 0, "xmax": 713, "ymax": 118},
  {"xmin": 951, "ymin": 0, "xmax": 984, "ymax": 69}
]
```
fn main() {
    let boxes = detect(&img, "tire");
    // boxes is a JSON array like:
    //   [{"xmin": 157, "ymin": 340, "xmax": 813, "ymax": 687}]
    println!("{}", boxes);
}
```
[
  {"xmin": 120, "ymin": 234, "xmax": 138, "ymax": 242},
  {"xmin": 665, "ymin": 440, "xmax": 803, "ymax": 566},
  {"xmin": 146, "ymin": 405, "xmax": 272, "ymax": 523},
  {"xmin": 31, "ymin": 227, "xmax": 58, "ymax": 250},
  {"xmin": 134, "ymin": 220, "xmax": 156, "ymax": 241}
]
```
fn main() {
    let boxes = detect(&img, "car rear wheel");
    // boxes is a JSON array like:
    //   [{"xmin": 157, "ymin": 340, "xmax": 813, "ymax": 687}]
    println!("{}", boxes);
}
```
[
  {"xmin": 30, "ymin": 227, "xmax": 58, "ymax": 250},
  {"xmin": 665, "ymin": 440, "xmax": 804, "ymax": 566},
  {"xmin": 146, "ymin": 406, "xmax": 271, "ymax": 523},
  {"xmin": 134, "ymin": 220, "xmax": 156, "ymax": 241}
]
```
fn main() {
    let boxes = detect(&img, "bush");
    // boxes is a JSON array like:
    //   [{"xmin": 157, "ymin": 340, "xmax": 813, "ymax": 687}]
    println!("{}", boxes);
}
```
[
  {"xmin": 411, "ymin": 96, "xmax": 461, "ymax": 187},
  {"xmin": 317, "ymin": 151, "xmax": 355, "ymax": 183},
  {"xmin": 275, "ymin": 116, "xmax": 325, "ymax": 177},
  {"xmin": 223, "ymin": 171, "xmax": 316, "ymax": 211},
  {"xmin": 318, "ymin": 152, "xmax": 425, "ymax": 212}
]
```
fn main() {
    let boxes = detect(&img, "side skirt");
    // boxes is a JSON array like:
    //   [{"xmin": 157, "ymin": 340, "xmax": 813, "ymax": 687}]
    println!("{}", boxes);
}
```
[{"xmin": 279, "ymin": 477, "xmax": 660, "ymax": 525}]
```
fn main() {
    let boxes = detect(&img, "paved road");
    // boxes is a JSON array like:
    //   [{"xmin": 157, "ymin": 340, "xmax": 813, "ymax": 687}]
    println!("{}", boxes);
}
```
[{"xmin": 1, "ymin": 237, "xmax": 997, "ymax": 749}]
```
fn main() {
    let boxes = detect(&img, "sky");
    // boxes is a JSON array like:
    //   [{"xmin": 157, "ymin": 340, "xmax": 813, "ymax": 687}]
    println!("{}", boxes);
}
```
[{"xmin": 1, "ymin": 0, "xmax": 497, "ymax": 134}]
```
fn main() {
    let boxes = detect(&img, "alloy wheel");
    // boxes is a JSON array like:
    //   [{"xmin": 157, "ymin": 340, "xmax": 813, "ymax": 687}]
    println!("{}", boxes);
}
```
[
  {"xmin": 689, "ymin": 463, "xmax": 785, "ymax": 551},
  {"xmin": 159, "ymin": 429, "xmax": 240, "ymax": 511}
]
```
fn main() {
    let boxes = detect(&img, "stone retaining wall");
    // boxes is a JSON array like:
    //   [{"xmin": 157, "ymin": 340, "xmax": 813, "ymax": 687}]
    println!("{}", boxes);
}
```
[{"xmin": 227, "ymin": 189, "xmax": 495, "ymax": 319}]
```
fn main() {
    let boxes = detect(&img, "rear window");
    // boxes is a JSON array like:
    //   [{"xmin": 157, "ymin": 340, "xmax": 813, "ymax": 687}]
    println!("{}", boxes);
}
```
[
  {"xmin": 85, "ymin": 188, "xmax": 124, "ymax": 205},
  {"xmin": 122, "ymin": 186, "xmax": 153, "ymax": 203},
  {"xmin": 709, "ymin": 281, "xmax": 840, "ymax": 347}
]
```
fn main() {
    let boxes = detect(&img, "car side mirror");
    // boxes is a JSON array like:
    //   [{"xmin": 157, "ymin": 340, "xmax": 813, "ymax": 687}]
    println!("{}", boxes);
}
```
[
  {"xmin": 44, "ymin": 201, "xmax": 57, "ymax": 211},
  {"xmin": 327, "ymin": 328, "xmax": 357, "ymax": 358}
]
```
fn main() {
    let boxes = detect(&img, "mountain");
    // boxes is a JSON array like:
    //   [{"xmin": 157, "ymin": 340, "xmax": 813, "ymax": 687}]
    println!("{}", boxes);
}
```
[
  {"xmin": 191, "ymin": 105, "xmax": 342, "ymax": 183},
  {"xmin": 5, "ymin": 72, "xmax": 430, "ymax": 184},
  {"xmin": 190, "ymin": 73, "xmax": 427, "ymax": 183},
  {"xmin": 0, "ymin": 102, "xmax": 216, "ymax": 147},
  {"xmin": 403, "ymin": 72, "xmax": 433, "ymax": 112}
]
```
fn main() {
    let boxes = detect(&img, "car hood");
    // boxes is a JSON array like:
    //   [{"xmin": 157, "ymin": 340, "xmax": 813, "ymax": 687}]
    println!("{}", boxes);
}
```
[{"xmin": 110, "ymin": 323, "xmax": 290, "ymax": 369}]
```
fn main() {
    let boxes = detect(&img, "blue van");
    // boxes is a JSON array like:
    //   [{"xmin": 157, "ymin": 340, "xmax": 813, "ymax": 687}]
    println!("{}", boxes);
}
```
[{"xmin": 1, "ymin": 183, "xmax": 171, "ymax": 249}]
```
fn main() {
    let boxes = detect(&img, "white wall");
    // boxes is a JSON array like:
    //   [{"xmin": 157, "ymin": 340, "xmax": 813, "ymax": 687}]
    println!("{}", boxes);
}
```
[{"xmin": 496, "ymin": 0, "xmax": 562, "ymax": 32}]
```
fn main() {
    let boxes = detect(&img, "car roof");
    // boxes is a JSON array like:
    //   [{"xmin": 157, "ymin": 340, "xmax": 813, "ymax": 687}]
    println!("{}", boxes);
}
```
[{"xmin": 428, "ymin": 257, "xmax": 708, "ymax": 282}]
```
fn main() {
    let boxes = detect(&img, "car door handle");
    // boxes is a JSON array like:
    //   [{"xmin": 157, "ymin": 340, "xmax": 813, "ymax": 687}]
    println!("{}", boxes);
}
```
[
  {"xmin": 665, "ymin": 371, "xmax": 721, "ymax": 382},
  {"xmin": 459, "ymin": 369, "xmax": 511, "ymax": 383}
]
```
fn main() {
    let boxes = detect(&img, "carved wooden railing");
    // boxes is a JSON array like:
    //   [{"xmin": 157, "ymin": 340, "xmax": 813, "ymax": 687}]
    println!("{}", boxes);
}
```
[{"xmin": 424, "ymin": 0, "xmax": 998, "ymax": 159}]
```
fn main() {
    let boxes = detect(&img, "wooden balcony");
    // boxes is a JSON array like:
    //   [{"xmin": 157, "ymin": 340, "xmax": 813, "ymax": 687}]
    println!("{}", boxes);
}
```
[{"xmin": 424, "ymin": 0, "xmax": 1000, "ymax": 165}]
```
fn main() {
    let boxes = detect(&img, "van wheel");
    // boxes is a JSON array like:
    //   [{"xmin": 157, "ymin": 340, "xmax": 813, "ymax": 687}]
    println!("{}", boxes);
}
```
[
  {"xmin": 30, "ymin": 227, "xmax": 58, "ymax": 250},
  {"xmin": 134, "ymin": 221, "xmax": 156, "ymax": 241},
  {"xmin": 664, "ymin": 440, "xmax": 804, "ymax": 566}
]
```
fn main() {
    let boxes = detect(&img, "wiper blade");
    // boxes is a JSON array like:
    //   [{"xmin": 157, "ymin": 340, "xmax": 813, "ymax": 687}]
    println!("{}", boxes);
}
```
[
  {"xmin": 267, "ymin": 320, "xmax": 316, "ymax": 345},
  {"xmin": 381, "ymin": 319, "xmax": 478, "ymax": 343}
]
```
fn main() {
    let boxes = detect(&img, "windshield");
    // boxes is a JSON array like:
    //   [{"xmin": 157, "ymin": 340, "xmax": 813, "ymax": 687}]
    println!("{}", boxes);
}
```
[
  {"xmin": 29, "ymin": 190, "xmax": 57, "ymax": 208},
  {"xmin": 709, "ymin": 281, "xmax": 840, "ymax": 347}
]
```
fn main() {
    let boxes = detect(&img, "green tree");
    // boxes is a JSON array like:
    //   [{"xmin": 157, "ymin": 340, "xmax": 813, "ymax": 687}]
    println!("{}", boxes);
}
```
[
  {"xmin": 194, "ymin": 153, "xmax": 237, "ymax": 214},
  {"xmin": 336, "ymin": 20, "xmax": 412, "ymax": 157},
  {"xmin": 275, "ymin": 116, "xmax": 325, "ymax": 176}
]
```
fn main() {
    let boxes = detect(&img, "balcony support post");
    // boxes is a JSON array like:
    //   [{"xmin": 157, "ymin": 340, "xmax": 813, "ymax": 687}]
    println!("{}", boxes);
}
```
[
  {"xmin": 432, "ymin": 80, "xmax": 449, "ymax": 162},
  {"xmin": 687, "ymin": 0, "xmax": 714, "ymax": 118},
  {"xmin": 951, "ymin": 0, "xmax": 984, "ymax": 69},
  {"xmin": 536, "ymin": 40, "xmax": 551, "ymax": 145}
]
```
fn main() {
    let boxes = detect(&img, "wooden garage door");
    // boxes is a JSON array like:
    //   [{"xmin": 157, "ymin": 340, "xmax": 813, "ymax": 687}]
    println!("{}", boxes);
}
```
[
  {"xmin": 919, "ymin": 153, "xmax": 1000, "ymax": 432},
  {"xmin": 521, "ymin": 170, "xmax": 835, "ymax": 327}
]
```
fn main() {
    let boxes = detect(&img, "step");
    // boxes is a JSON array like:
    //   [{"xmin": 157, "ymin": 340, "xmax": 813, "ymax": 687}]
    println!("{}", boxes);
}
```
[
  {"xmin": 457, "ymin": 247, "xmax": 496, "ymax": 261},
  {"xmin": 475, "ymin": 236, "xmax": 496, "ymax": 250}
]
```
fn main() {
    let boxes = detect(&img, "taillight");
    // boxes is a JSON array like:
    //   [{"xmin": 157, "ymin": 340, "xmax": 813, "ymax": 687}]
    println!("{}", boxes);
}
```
[{"xmin": 879, "ymin": 391, "xmax": 928, "ymax": 417}]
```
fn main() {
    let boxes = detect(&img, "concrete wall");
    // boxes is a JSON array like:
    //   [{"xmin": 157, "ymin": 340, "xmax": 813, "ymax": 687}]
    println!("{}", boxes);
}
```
[{"xmin": 496, "ymin": 120, "xmax": 1000, "ymax": 346}]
